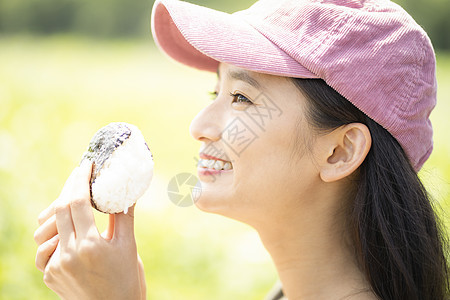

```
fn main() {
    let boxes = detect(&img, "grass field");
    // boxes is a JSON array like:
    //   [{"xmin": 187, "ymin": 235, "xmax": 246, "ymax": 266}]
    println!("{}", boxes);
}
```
[{"xmin": 0, "ymin": 36, "xmax": 448, "ymax": 299}]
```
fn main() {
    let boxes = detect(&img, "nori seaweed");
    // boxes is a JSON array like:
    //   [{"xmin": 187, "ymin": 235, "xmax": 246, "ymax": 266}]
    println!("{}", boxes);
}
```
[{"xmin": 80, "ymin": 122, "xmax": 132, "ymax": 212}]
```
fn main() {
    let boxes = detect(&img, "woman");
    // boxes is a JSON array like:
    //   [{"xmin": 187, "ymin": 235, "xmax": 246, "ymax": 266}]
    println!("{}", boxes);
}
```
[{"xmin": 34, "ymin": 0, "xmax": 449, "ymax": 299}]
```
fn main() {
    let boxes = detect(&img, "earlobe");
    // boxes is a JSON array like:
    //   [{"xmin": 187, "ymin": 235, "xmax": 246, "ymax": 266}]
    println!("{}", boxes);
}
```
[{"xmin": 319, "ymin": 123, "xmax": 371, "ymax": 182}]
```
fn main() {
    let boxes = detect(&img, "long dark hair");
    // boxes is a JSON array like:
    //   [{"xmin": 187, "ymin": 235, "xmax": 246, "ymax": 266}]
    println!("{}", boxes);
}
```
[{"xmin": 292, "ymin": 78, "xmax": 449, "ymax": 300}]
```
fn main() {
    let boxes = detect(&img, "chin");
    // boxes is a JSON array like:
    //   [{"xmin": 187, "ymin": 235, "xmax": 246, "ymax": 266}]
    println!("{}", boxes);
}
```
[
  {"xmin": 194, "ymin": 189, "xmax": 229, "ymax": 214},
  {"xmin": 194, "ymin": 189, "xmax": 261, "ymax": 227}
]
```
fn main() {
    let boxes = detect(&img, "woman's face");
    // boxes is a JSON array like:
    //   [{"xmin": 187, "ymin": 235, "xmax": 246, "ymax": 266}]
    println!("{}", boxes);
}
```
[{"xmin": 190, "ymin": 63, "xmax": 324, "ymax": 226}]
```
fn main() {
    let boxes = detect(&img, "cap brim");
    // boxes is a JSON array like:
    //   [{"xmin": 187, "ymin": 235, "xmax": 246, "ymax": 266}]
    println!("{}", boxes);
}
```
[{"xmin": 151, "ymin": 0, "xmax": 318, "ymax": 78}]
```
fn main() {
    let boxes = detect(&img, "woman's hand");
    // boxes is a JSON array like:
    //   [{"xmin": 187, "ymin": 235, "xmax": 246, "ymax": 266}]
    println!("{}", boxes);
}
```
[{"xmin": 34, "ymin": 162, "xmax": 146, "ymax": 300}]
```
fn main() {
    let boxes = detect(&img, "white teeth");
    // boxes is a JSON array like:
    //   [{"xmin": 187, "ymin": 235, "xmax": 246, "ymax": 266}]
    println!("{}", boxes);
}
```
[
  {"xmin": 223, "ymin": 162, "xmax": 232, "ymax": 170},
  {"xmin": 213, "ymin": 160, "xmax": 224, "ymax": 170},
  {"xmin": 207, "ymin": 159, "xmax": 215, "ymax": 168},
  {"xmin": 198, "ymin": 159, "xmax": 233, "ymax": 170}
]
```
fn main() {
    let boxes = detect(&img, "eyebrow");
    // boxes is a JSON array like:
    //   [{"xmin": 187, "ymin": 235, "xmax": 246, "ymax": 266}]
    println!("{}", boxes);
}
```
[{"xmin": 216, "ymin": 68, "xmax": 262, "ymax": 90}]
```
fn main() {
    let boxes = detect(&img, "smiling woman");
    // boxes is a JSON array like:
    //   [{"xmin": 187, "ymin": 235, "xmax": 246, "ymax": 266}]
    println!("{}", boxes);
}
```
[{"xmin": 33, "ymin": 0, "xmax": 449, "ymax": 299}]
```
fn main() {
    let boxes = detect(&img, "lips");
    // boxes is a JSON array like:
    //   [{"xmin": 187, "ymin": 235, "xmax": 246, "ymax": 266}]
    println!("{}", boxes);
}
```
[{"xmin": 199, "ymin": 152, "xmax": 228, "ymax": 161}]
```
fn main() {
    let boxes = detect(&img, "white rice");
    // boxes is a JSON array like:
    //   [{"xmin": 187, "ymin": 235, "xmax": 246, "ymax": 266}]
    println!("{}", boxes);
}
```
[{"xmin": 91, "ymin": 124, "xmax": 154, "ymax": 214}]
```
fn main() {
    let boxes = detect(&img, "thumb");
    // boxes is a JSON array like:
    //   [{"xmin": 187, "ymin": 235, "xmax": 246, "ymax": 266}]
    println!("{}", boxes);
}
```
[
  {"xmin": 113, "ymin": 204, "xmax": 135, "ymax": 241},
  {"xmin": 101, "ymin": 214, "xmax": 115, "ymax": 241}
]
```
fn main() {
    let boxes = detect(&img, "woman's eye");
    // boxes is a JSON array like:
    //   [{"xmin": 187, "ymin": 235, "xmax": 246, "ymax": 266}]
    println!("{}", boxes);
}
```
[{"xmin": 230, "ymin": 92, "xmax": 253, "ymax": 105}]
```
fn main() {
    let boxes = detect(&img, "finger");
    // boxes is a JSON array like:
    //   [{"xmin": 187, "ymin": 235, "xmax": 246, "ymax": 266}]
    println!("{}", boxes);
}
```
[
  {"xmin": 101, "ymin": 214, "xmax": 115, "ymax": 241},
  {"xmin": 35, "ymin": 234, "xmax": 59, "ymax": 272},
  {"xmin": 37, "ymin": 167, "xmax": 80, "ymax": 225},
  {"xmin": 137, "ymin": 254, "xmax": 147, "ymax": 299},
  {"xmin": 34, "ymin": 215, "xmax": 57, "ymax": 245},
  {"xmin": 38, "ymin": 203, "xmax": 56, "ymax": 226},
  {"xmin": 55, "ymin": 202, "xmax": 75, "ymax": 249},
  {"xmin": 69, "ymin": 162, "xmax": 97, "ymax": 238},
  {"xmin": 59, "ymin": 165, "xmax": 84, "ymax": 200},
  {"xmin": 113, "ymin": 205, "xmax": 135, "ymax": 241}
]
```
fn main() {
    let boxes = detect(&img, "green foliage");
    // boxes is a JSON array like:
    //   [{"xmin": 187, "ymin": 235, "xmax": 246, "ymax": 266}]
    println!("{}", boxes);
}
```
[{"xmin": 0, "ymin": 0, "xmax": 151, "ymax": 37}]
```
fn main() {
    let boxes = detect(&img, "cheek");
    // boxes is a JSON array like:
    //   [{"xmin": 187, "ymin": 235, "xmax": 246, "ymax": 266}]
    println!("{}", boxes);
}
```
[
  {"xmin": 233, "ymin": 136, "xmax": 304, "ymax": 198},
  {"xmin": 238, "ymin": 122, "xmax": 317, "ymax": 204},
  {"xmin": 244, "ymin": 158, "xmax": 320, "ymax": 223}
]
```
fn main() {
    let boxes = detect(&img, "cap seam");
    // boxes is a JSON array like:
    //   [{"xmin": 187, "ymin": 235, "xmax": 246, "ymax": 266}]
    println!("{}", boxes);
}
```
[{"xmin": 303, "ymin": 10, "xmax": 354, "ymax": 79}]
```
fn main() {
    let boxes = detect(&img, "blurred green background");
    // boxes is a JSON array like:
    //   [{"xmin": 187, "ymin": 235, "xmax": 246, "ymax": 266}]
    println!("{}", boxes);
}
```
[{"xmin": 0, "ymin": 0, "xmax": 448, "ymax": 299}]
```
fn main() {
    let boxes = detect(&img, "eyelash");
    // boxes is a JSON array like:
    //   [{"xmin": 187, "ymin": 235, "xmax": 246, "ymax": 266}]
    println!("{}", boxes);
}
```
[{"xmin": 208, "ymin": 91, "xmax": 253, "ymax": 105}]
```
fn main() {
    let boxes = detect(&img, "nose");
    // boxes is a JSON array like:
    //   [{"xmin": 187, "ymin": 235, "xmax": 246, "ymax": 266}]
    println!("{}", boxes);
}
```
[{"xmin": 189, "ymin": 100, "xmax": 224, "ymax": 143}]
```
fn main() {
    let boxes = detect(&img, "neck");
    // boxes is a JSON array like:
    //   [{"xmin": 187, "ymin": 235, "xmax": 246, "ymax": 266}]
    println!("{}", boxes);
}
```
[{"xmin": 255, "ymin": 193, "xmax": 371, "ymax": 299}]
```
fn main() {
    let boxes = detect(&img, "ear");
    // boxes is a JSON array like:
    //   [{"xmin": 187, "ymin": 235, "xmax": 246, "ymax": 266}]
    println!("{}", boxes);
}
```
[{"xmin": 319, "ymin": 123, "xmax": 371, "ymax": 182}]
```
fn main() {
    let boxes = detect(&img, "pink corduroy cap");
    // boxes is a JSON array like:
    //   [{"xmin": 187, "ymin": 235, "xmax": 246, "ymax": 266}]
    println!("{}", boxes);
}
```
[{"xmin": 151, "ymin": 0, "xmax": 437, "ymax": 171}]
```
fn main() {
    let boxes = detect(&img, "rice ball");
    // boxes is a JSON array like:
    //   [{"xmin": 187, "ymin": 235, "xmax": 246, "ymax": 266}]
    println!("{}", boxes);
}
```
[{"xmin": 80, "ymin": 122, "xmax": 154, "ymax": 214}]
